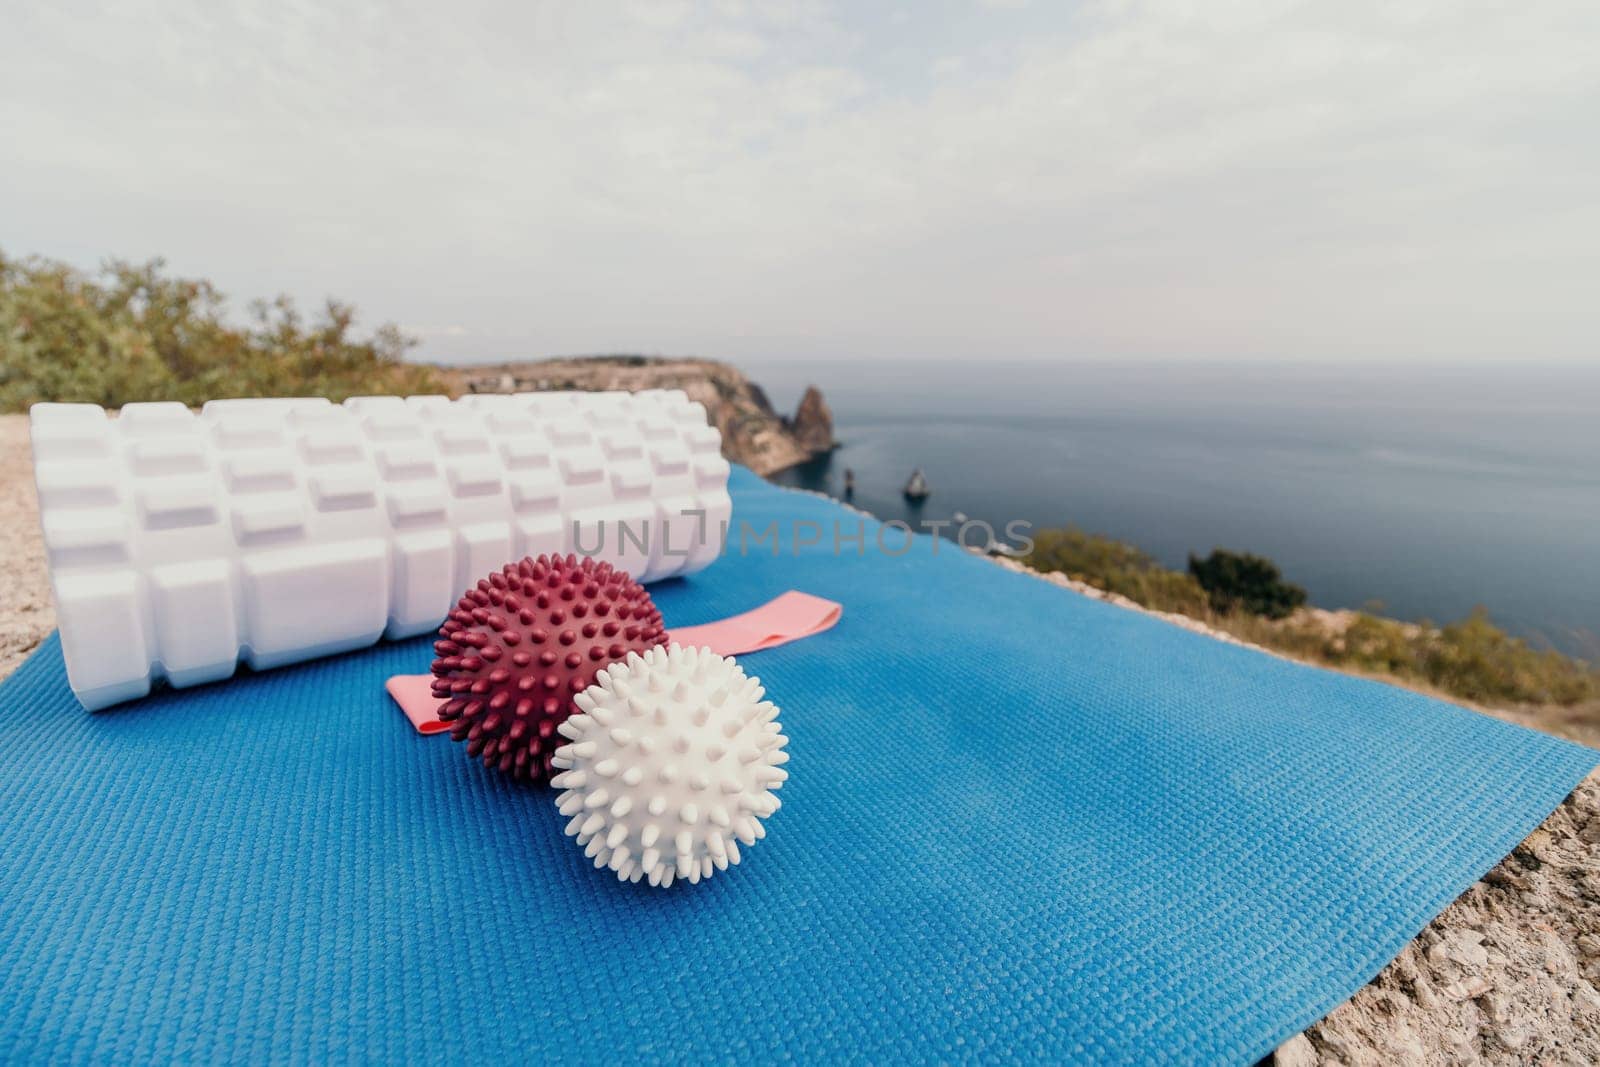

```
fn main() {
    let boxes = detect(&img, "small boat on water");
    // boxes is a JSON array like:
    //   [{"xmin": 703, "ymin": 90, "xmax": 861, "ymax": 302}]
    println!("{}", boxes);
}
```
[{"xmin": 903, "ymin": 468, "xmax": 930, "ymax": 502}]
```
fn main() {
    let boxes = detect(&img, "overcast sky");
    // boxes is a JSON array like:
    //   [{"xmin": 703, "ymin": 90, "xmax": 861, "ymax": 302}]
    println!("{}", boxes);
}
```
[{"xmin": 3, "ymin": 0, "xmax": 1596, "ymax": 365}]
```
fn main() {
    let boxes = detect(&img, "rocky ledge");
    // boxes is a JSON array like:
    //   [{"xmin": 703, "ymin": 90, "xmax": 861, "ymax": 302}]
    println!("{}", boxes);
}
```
[{"xmin": 439, "ymin": 356, "xmax": 834, "ymax": 476}]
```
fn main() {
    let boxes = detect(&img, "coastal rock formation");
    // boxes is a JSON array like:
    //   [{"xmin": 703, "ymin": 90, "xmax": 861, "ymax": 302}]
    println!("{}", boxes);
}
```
[
  {"xmin": 787, "ymin": 386, "xmax": 835, "ymax": 455},
  {"xmin": 442, "ymin": 356, "xmax": 835, "ymax": 476}
]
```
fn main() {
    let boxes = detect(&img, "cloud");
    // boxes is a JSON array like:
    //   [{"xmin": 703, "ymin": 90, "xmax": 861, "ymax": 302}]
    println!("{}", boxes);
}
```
[{"xmin": 1, "ymin": 0, "xmax": 1596, "ymax": 364}]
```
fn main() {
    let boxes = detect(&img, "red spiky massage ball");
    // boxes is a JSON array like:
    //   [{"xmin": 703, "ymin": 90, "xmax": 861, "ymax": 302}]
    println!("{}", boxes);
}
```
[{"xmin": 431, "ymin": 554, "xmax": 668, "ymax": 782}]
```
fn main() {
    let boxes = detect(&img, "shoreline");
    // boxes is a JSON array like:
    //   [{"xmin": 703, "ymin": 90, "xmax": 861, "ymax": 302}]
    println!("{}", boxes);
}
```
[
  {"xmin": 756, "ymin": 388, "xmax": 1600, "ymax": 665},
  {"xmin": 774, "ymin": 452, "xmax": 1598, "ymax": 711}
]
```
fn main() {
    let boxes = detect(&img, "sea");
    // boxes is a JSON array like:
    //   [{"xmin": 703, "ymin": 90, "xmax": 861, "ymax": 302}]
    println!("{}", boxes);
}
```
[{"xmin": 751, "ymin": 359, "xmax": 1600, "ymax": 660}]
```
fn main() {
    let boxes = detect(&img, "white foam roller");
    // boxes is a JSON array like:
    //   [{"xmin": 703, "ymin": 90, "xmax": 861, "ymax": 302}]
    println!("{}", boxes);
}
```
[{"xmin": 29, "ymin": 392, "xmax": 734, "ymax": 710}]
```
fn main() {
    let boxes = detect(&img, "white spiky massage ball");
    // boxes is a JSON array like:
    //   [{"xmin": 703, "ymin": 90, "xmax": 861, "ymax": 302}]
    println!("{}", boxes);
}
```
[{"xmin": 550, "ymin": 644, "xmax": 789, "ymax": 887}]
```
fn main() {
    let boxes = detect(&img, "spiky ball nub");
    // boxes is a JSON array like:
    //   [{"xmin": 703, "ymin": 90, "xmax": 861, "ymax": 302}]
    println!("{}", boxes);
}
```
[
  {"xmin": 551, "ymin": 645, "xmax": 788, "ymax": 887},
  {"xmin": 432, "ymin": 554, "xmax": 667, "ymax": 782}
]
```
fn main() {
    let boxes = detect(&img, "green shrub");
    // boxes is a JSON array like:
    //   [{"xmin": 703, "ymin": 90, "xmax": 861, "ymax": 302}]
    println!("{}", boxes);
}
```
[
  {"xmin": 1025, "ymin": 527, "xmax": 1211, "ymax": 616},
  {"xmin": 1420, "ymin": 608, "xmax": 1597, "ymax": 706},
  {"xmin": 0, "ymin": 249, "xmax": 440, "ymax": 410},
  {"xmin": 1230, "ymin": 607, "xmax": 1596, "ymax": 707},
  {"xmin": 1336, "ymin": 613, "xmax": 1420, "ymax": 677},
  {"xmin": 1026, "ymin": 524, "xmax": 1598, "ymax": 709},
  {"xmin": 1187, "ymin": 548, "xmax": 1308, "ymax": 619}
]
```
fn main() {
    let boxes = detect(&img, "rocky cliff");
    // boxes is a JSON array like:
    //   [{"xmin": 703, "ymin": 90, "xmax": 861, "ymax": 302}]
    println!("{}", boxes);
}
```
[
  {"xmin": 787, "ymin": 386, "xmax": 834, "ymax": 455},
  {"xmin": 437, "ymin": 356, "xmax": 835, "ymax": 476}
]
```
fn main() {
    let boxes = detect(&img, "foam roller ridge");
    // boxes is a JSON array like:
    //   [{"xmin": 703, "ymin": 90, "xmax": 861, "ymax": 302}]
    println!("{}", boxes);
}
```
[{"xmin": 29, "ymin": 391, "xmax": 732, "ymax": 710}]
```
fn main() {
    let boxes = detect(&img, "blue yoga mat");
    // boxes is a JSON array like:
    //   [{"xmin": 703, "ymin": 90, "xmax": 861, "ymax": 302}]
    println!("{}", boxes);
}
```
[{"xmin": 1, "ymin": 468, "xmax": 1592, "ymax": 1064}]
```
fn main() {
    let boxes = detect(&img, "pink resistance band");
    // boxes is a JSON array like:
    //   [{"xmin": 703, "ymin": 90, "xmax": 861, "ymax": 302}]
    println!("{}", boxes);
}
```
[{"xmin": 387, "ymin": 590, "xmax": 842, "ymax": 735}]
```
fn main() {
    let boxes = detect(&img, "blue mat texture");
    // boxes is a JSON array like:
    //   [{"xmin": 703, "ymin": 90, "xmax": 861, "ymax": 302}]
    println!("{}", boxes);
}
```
[{"xmin": 1, "ymin": 467, "xmax": 1593, "ymax": 1064}]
